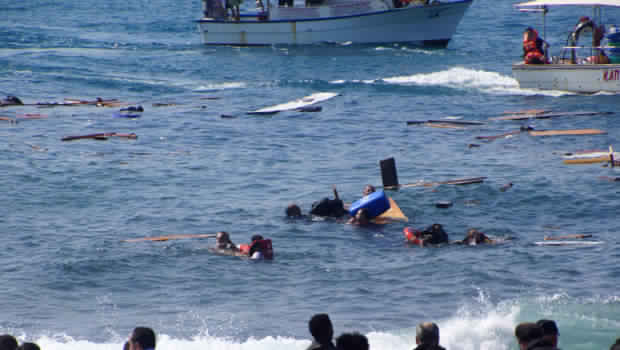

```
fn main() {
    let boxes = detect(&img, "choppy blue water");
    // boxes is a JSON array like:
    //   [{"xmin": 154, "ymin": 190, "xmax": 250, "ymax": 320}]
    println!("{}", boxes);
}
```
[{"xmin": 1, "ymin": 0, "xmax": 620, "ymax": 349}]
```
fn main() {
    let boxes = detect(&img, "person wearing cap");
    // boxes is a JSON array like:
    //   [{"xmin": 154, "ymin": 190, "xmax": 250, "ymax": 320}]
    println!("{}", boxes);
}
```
[
  {"xmin": 537, "ymin": 319, "xmax": 560, "ymax": 349},
  {"xmin": 128, "ymin": 327, "xmax": 156, "ymax": 350},
  {"xmin": 306, "ymin": 314, "xmax": 337, "ymax": 350},
  {"xmin": 413, "ymin": 322, "xmax": 445, "ymax": 350}
]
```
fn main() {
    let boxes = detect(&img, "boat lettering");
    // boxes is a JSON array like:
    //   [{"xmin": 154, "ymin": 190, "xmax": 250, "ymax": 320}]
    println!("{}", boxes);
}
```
[{"xmin": 603, "ymin": 70, "xmax": 619, "ymax": 81}]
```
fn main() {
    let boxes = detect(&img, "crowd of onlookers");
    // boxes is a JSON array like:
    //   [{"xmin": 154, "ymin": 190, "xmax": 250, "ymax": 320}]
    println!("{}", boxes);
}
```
[{"xmin": 2, "ymin": 316, "xmax": 619, "ymax": 350}]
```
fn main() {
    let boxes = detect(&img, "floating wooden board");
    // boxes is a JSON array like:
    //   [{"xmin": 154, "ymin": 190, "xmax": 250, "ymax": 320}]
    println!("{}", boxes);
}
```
[
  {"xmin": 385, "ymin": 177, "xmax": 486, "ymax": 189},
  {"xmin": 372, "ymin": 197, "xmax": 408, "ymax": 224},
  {"xmin": 248, "ymin": 92, "xmax": 339, "ymax": 115},
  {"xmin": 563, "ymin": 154, "xmax": 618, "ymax": 164},
  {"xmin": 123, "ymin": 233, "xmax": 216, "ymax": 242},
  {"xmin": 490, "ymin": 111, "xmax": 613, "ymax": 121},
  {"xmin": 407, "ymin": 120, "xmax": 485, "ymax": 127},
  {"xmin": 501, "ymin": 109, "xmax": 549, "ymax": 115},
  {"xmin": 62, "ymin": 132, "xmax": 137, "ymax": 141},
  {"xmin": 534, "ymin": 240, "xmax": 604, "ymax": 246},
  {"xmin": 529, "ymin": 129, "xmax": 606, "ymax": 136},
  {"xmin": 544, "ymin": 234, "xmax": 592, "ymax": 240}
]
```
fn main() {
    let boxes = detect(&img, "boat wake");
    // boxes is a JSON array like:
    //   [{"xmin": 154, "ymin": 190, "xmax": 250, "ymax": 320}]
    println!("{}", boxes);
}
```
[{"xmin": 331, "ymin": 67, "xmax": 575, "ymax": 96}]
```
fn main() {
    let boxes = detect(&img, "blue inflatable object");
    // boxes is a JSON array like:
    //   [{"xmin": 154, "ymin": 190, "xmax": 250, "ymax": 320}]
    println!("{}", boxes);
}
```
[{"xmin": 349, "ymin": 190, "xmax": 390, "ymax": 219}]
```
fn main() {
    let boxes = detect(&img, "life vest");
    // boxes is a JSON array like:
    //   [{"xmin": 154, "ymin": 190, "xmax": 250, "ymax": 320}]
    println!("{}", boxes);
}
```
[
  {"xmin": 248, "ymin": 239, "xmax": 274, "ymax": 260},
  {"xmin": 404, "ymin": 227, "xmax": 423, "ymax": 246},
  {"xmin": 523, "ymin": 34, "xmax": 545, "ymax": 64}
]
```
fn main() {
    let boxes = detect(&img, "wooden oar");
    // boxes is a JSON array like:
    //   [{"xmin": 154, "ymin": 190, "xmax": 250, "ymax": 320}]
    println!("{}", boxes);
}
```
[
  {"xmin": 543, "ymin": 234, "xmax": 593, "ymax": 241},
  {"xmin": 122, "ymin": 233, "xmax": 216, "ymax": 243},
  {"xmin": 528, "ymin": 129, "xmax": 606, "ymax": 136}
]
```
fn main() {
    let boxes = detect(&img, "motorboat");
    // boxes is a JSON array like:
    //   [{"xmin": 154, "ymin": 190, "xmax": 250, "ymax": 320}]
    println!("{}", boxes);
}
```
[
  {"xmin": 513, "ymin": 0, "xmax": 620, "ymax": 93},
  {"xmin": 196, "ymin": 0, "xmax": 472, "ymax": 46}
]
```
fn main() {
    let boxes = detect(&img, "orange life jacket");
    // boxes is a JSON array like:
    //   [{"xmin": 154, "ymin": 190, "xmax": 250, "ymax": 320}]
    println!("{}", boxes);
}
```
[
  {"xmin": 248, "ymin": 239, "xmax": 274, "ymax": 260},
  {"xmin": 404, "ymin": 227, "xmax": 423, "ymax": 246},
  {"xmin": 523, "ymin": 32, "xmax": 545, "ymax": 64}
]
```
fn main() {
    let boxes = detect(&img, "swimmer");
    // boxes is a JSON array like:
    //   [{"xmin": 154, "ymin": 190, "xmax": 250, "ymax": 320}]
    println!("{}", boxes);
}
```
[
  {"xmin": 214, "ymin": 231, "xmax": 239, "ymax": 251},
  {"xmin": 459, "ymin": 228, "xmax": 493, "ymax": 245},
  {"xmin": 347, "ymin": 208, "xmax": 371, "ymax": 226},
  {"xmin": 286, "ymin": 203, "xmax": 303, "ymax": 218},
  {"xmin": 362, "ymin": 184, "xmax": 376, "ymax": 196}
]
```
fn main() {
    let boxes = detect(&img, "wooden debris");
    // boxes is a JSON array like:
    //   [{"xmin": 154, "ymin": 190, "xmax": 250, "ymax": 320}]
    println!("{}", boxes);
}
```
[
  {"xmin": 544, "ymin": 234, "xmax": 593, "ymax": 241},
  {"xmin": 490, "ymin": 111, "xmax": 613, "ymax": 121},
  {"xmin": 61, "ymin": 132, "xmax": 137, "ymax": 141},
  {"xmin": 385, "ymin": 177, "xmax": 487, "ymax": 190},
  {"xmin": 528, "ymin": 129, "xmax": 606, "ymax": 136}
]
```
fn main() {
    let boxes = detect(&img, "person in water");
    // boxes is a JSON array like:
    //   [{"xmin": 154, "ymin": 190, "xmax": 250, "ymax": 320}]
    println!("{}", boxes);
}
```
[
  {"xmin": 0, "ymin": 335, "xmax": 18, "ymax": 350},
  {"xmin": 215, "ymin": 231, "xmax": 239, "ymax": 251},
  {"xmin": 523, "ymin": 27, "xmax": 547, "ymax": 64},
  {"xmin": 537, "ymin": 320, "xmax": 560, "ymax": 349},
  {"xmin": 239, "ymin": 234, "xmax": 274, "ymax": 260},
  {"xmin": 458, "ymin": 228, "xmax": 493, "ymax": 245},
  {"xmin": 347, "ymin": 208, "xmax": 371, "ymax": 226},
  {"xmin": 306, "ymin": 314, "xmax": 337, "ymax": 350},
  {"xmin": 286, "ymin": 203, "xmax": 304, "ymax": 218},
  {"xmin": 362, "ymin": 184, "xmax": 376, "ymax": 196}
]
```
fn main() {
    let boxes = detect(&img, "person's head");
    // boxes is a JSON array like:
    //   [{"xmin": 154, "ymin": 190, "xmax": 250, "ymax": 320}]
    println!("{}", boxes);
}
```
[
  {"xmin": 355, "ymin": 208, "xmax": 370, "ymax": 225},
  {"xmin": 465, "ymin": 229, "xmax": 485, "ymax": 244},
  {"xmin": 286, "ymin": 204, "xmax": 302, "ymax": 218},
  {"xmin": 416, "ymin": 322, "xmax": 440, "ymax": 346},
  {"xmin": 251, "ymin": 234, "xmax": 264, "ymax": 242},
  {"xmin": 129, "ymin": 327, "xmax": 156, "ymax": 350},
  {"xmin": 537, "ymin": 319, "xmax": 559, "ymax": 347},
  {"xmin": 336, "ymin": 332, "xmax": 369, "ymax": 350},
  {"xmin": 16, "ymin": 343, "xmax": 39, "ymax": 350},
  {"xmin": 515, "ymin": 323, "xmax": 543, "ymax": 350},
  {"xmin": 363, "ymin": 185, "xmax": 376, "ymax": 196},
  {"xmin": 216, "ymin": 231, "xmax": 232, "ymax": 245},
  {"xmin": 610, "ymin": 337, "xmax": 620, "ymax": 350},
  {"xmin": 523, "ymin": 27, "xmax": 537, "ymax": 42},
  {"xmin": 0, "ymin": 335, "xmax": 18, "ymax": 350},
  {"xmin": 308, "ymin": 313, "xmax": 334, "ymax": 344}
]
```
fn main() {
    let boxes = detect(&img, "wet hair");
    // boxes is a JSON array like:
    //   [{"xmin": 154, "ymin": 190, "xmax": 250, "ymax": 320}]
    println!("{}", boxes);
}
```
[
  {"xmin": 286, "ymin": 204, "xmax": 302, "ymax": 217},
  {"xmin": 308, "ymin": 313, "xmax": 334, "ymax": 344},
  {"xmin": 363, "ymin": 185, "xmax": 376, "ymax": 196},
  {"xmin": 0, "ymin": 335, "xmax": 18, "ymax": 350},
  {"xmin": 536, "ymin": 319, "xmax": 559, "ymax": 336},
  {"xmin": 131, "ymin": 327, "xmax": 156, "ymax": 349},
  {"xmin": 610, "ymin": 338, "xmax": 620, "ymax": 350},
  {"xmin": 416, "ymin": 322, "xmax": 439, "ymax": 346},
  {"xmin": 251, "ymin": 234, "xmax": 264, "ymax": 242},
  {"xmin": 336, "ymin": 332, "xmax": 369, "ymax": 350},
  {"xmin": 515, "ymin": 323, "xmax": 543, "ymax": 344},
  {"xmin": 16, "ymin": 343, "xmax": 40, "ymax": 350}
]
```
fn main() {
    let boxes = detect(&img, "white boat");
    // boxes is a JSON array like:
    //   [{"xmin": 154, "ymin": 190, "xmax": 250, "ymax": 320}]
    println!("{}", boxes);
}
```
[
  {"xmin": 512, "ymin": 0, "xmax": 620, "ymax": 93},
  {"xmin": 197, "ymin": 0, "xmax": 472, "ymax": 46}
]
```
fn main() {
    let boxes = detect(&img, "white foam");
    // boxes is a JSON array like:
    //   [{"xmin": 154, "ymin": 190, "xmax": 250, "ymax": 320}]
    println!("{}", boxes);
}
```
[
  {"xmin": 193, "ymin": 82, "xmax": 246, "ymax": 92},
  {"xmin": 373, "ymin": 67, "xmax": 574, "ymax": 96}
]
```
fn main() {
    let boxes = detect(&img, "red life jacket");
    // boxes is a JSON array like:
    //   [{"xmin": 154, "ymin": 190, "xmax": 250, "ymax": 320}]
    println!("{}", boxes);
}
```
[
  {"xmin": 403, "ymin": 227, "xmax": 423, "ymax": 246},
  {"xmin": 523, "ymin": 32, "xmax": 545, "ymax": 64},
  {"xmin": 249, "ymin": 239, "xmax": 274, "ymax": 260}
]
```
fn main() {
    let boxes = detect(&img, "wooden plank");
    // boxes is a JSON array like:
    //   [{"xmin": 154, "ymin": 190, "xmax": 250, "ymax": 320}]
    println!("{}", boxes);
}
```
[
  {"xmin": 490, "ymin": 111, "xmax": 612, "ymax": 121},
  {"xmin": 372, "ymin": 197, "xmax": 408, "ymax": 224},
  {"xmin": 544, "ymin": 234, "xmax": 593, "ymax": 240},
  {"xmin": 386, "ymin": 177, "xmax": 486, "ymax": 189},
  {"xmin": 529, "ymin": 129, "xmax": 606, "ymax": 136},
  {"xmin": 122, "ymin": 233, "xmax": 216, "ymax": 243}
]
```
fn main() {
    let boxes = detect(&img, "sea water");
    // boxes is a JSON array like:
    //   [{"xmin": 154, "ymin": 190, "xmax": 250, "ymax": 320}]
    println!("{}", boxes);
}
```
[{"xmin": 1, "ymin": 0, "xmax": 619, "ymax": 349}]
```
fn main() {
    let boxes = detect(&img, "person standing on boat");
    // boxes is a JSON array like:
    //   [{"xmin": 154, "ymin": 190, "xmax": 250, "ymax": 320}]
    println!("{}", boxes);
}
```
[
  {"xmin": 523, "ymin": 27, "xmax": 547, "ymax": 64},
  {"xmin": 226, "ymin": 0, "xmax": 241, "ymax": 21}
]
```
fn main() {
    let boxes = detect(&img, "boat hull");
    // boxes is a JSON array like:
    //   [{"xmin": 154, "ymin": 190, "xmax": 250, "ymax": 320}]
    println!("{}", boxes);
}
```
[
  {"xmin": 513, "ymin": 63, "xmax": 620, "ymax": 93},
  {"xmin": 197, "ymin": 0, "xmax": 472, "ymax": 46}
]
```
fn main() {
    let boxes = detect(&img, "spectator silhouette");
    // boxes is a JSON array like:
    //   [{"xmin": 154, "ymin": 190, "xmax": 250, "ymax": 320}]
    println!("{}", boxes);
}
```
[
  {"xmin": 0, "ymin": 335, "xmax": 18, "ymax": 350},
  {"xmin": 128, "ymin": 327, "xmax": 156, "ymax": 350},
  {"xmin": 307, "ymin": 314, "xmax": 337, "ymax": 350},
  {"xmin": 336, "ymin": 332, "xmax": 369, "ymax": 350},
  {"xmin": 414, "ymin": 322, "xmax": 445, "ymax": 350}
]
